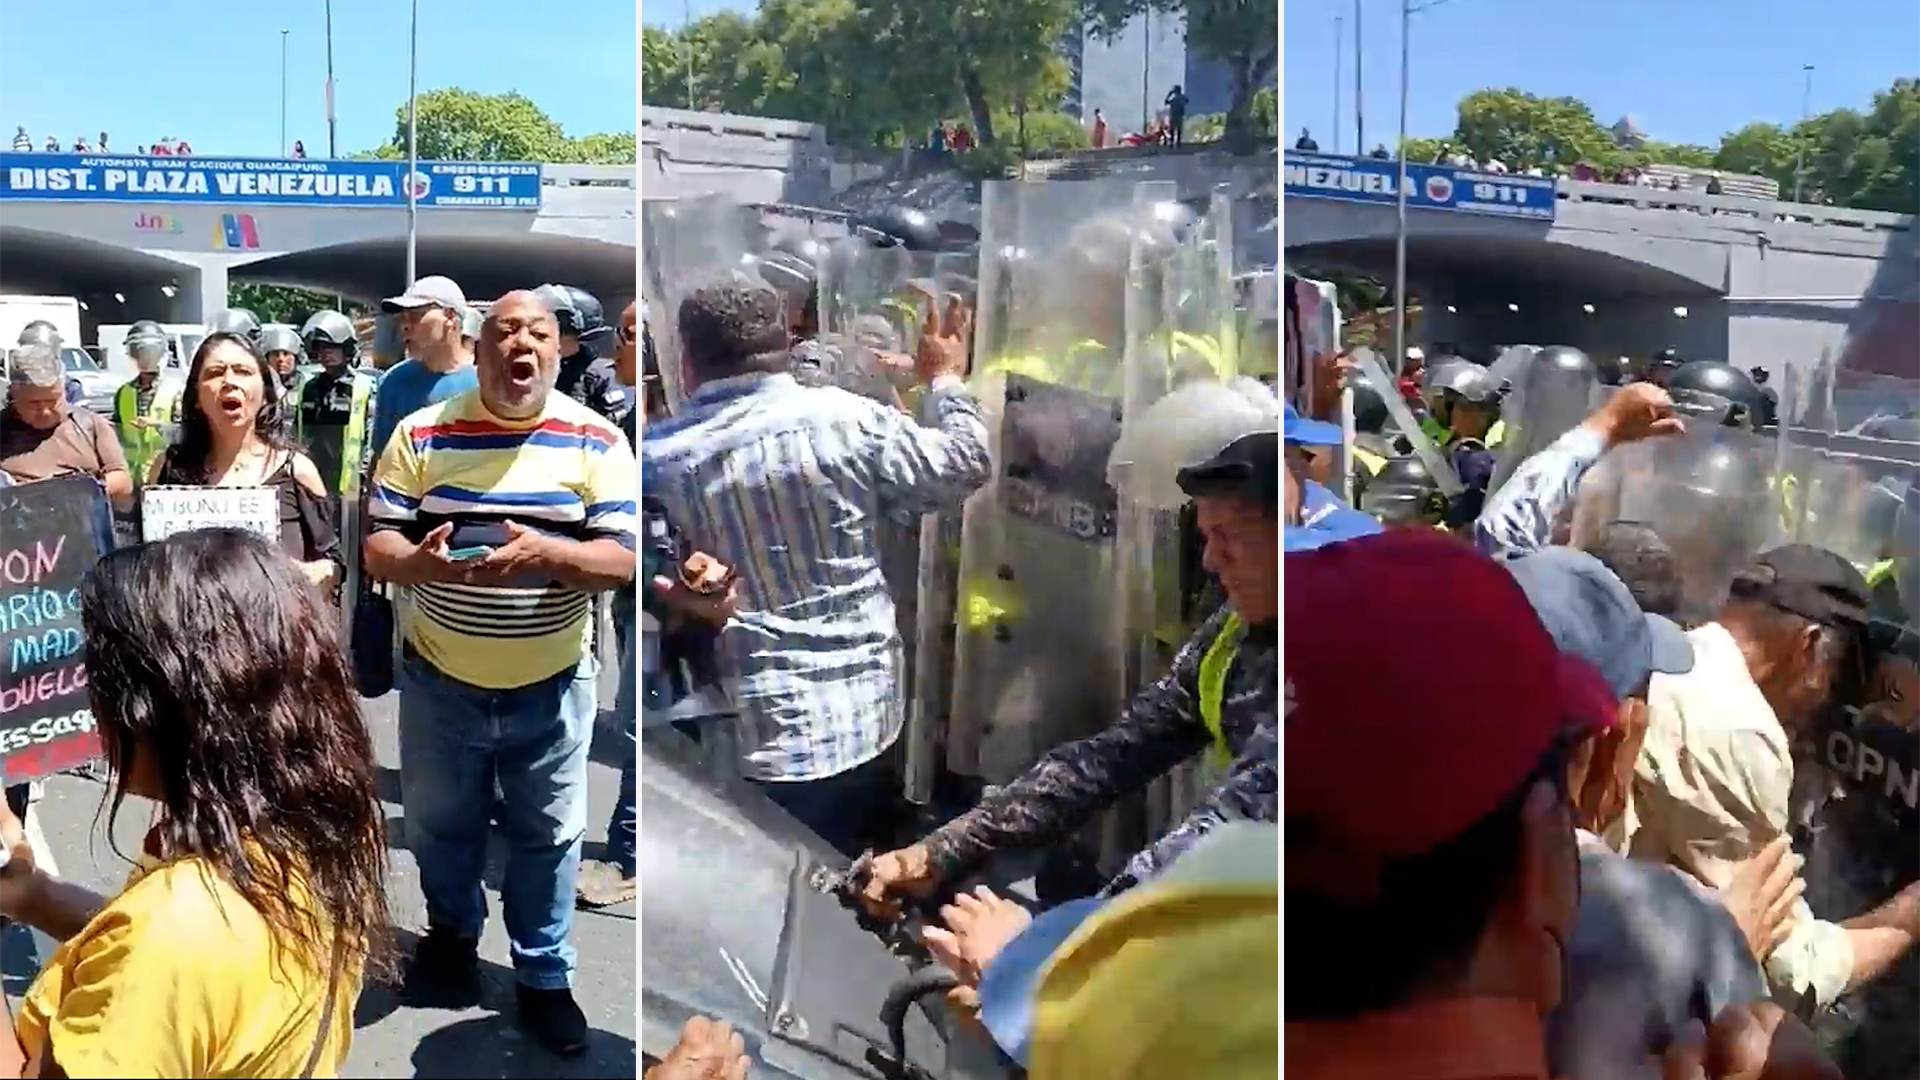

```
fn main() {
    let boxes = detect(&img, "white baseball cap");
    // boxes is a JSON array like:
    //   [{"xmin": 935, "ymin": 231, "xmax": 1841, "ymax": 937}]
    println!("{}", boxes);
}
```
[{"xmin": 382, "ymin": 275, "xmax": 468, "ymax": 312}]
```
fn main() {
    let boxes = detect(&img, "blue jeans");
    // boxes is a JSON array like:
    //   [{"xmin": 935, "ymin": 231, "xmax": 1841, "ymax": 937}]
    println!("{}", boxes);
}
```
[
  {"xmin": 604, "ymin": 599, "xmax": 638, "ymax": 875},
  {"xmin": 397, "ymin": 648, "xmax": 596, "ymax": 990}
]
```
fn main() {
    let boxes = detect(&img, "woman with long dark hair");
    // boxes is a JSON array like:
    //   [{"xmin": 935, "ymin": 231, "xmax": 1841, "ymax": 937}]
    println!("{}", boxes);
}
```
[
  {"xmin": 149, "ymin": 332, "xmax": 342, "ymax": 591},
  {"xmin": 0, "ymin": 529, "xmax": 390, "ymax": 1077}
]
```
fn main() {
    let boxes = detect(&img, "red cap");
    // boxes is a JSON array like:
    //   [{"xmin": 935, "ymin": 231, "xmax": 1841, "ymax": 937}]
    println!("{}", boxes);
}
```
[{"xmin": 1286, "ymin": 531, "xmax": 1616, "ymax": 889}]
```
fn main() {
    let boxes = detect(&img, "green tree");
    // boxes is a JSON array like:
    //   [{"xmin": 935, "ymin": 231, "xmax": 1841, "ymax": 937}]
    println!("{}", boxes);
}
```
[
  {"xmin": 643, "ymin": 0, "xmax": 1074, "ymax": 152},
  {"xmin": 1712, "ymin": 121, "xmax": 1798, "ymax": 181},
  {"xmin": 359, "ymin": 89, "xmax": 636, "ymax": 163},
  {"xmin": 1452, "ymin": 88, "xmax": 1618, "ymax": 171},
  {"xmin": 642, "ymin": 26, "xmax": 684, "ymax": 103},
  {"xmin": 227, "ymin": 282, "xmax": 359, "ymax": 326},
  {"xmin": 1077, "ymin": 0, "xmax": 1277, "ymax": 145},
  {"xmin": 1426, "ymin": 80, "xmax": 1915, "ymax": 212}
]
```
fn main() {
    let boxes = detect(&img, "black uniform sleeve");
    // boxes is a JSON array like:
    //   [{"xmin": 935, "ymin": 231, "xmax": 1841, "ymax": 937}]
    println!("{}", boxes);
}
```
[{"xmin": 921, "ymin": 609, "xmax": 1230, "ymax": 880}]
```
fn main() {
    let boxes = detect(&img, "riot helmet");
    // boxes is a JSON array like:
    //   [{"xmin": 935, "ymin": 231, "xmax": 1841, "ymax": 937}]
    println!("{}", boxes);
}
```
[
  {"xmin": 752, "ymin": 250, "xmax": 818, "ymax": 332},
  {"xmin": 1645, "ymin": 348, "xmax": 1684, "ymax": 387},
  {"xmin": 854, "ymin": 206, "xmax": 943, "ymax": 251},
  {"xmin": 1358, "ymin": 454, "xmax": 1448, "ymax": 527},
  {"xmin": 532, "ymin": 284, "xmax": 613, "ymax": 354},
  {"xmin": 124, "ymin": 319, "xmax": 170, "ymax": 374},
  {"xmin": 1667, "ymin": 360, "xmax": 1768, "ymax": 430},
  {"xmin": 300, "ymin": 309, "xmax": 358, "ymax": 365},
  {"xmin": 17, "ymin": 320, "xmax": 62, "ymax": 349},
  {"xmin": 257, "ymin": 324, "xmax": 304, "ymax": 370},
  {"xmin": 772, "ymin": 232, "xmax": 832, "ymax": 267},
  {"xmin": 1347, "ymin": 370, "xmax": 1391, "ymax": 436},
  {"xmin": 1533, "ymin": 345, "xmax": 1596, "ymax": 385},
  {"xmin": 207, "ymin": 307, "xmax": 262, "ymax": 343},
  {"xmin": 1419, "ymin": 355, "xmax": 1470, "ymax": 410},
  {"xmin": 1593, "ymin": 353, "xmax": 1631, "ymax": 387}
]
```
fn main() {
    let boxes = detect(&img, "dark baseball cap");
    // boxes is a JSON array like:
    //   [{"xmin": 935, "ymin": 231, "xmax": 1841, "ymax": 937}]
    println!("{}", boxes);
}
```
[
  {"xmin": 1731, "ymin": 544, "xmax": 1872, "ymax": 627},
  {"xmin": 1287, "ymin": 531, "xmax": 1617, "ymax": 894},
  {"xmin": 1507, "ymin": 546, "xmax": 1694, "ymax": 698},
  {"xmin": 1176, "ymin": 431, "xmax": 1281, "ymax": 505}
]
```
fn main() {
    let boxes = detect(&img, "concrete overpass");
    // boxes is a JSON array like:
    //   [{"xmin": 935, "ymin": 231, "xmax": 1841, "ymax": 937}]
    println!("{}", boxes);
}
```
[
  {"xmin": 1283, "ymin": 153, "xmax": 1916, "ymax": 380},
  {"xmin": 0, "ymin": 153, "xmax": 636, "ymax": 346}
]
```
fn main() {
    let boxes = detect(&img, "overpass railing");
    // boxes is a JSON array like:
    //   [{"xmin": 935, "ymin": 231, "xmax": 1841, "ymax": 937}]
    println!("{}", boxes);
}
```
[
  {"xmin": 543, "ymin": 163, "xmax": 636, "ymax": 189},
  {"xmin": 1556, "ymin": 178, "xmax": 1913, "ymax": 236}
]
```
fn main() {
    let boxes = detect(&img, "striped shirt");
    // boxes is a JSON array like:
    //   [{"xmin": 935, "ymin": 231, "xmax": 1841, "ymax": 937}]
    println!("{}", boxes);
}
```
[
  {"xmin": 370, "ymin": 389, "xmax": 638, "ymax": 690},
  {"xmin": 643, "ymin": 371, "xmax": 990, "ymax": 782}
]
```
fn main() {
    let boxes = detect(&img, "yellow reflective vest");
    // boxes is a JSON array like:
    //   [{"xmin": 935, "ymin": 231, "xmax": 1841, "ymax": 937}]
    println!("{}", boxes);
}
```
[
  {"xmin": 294, "ymin": 370, "xmax": 377, "ymax": 497},
  {"xmin": 115, "ymin": 379, "xmax": 181, "ymax": 484}
]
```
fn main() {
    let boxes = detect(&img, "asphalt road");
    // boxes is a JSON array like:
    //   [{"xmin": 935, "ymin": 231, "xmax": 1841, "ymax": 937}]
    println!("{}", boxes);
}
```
[{"xmin": 3, "ymin": 675, "xmax": 637, "ymax": 1079}]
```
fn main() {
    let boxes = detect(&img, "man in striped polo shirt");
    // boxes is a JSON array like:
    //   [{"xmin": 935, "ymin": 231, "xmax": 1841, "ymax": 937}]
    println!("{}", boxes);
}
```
[{"xmin": 366, "ymin": 290, "xmax": 638, "ymax": 1057}]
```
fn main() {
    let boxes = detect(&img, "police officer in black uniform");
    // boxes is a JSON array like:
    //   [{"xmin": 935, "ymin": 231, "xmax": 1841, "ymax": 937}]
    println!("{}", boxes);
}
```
[{"xmin": 534, "ymin": 284, "xmax": 628, "ymax": 424}]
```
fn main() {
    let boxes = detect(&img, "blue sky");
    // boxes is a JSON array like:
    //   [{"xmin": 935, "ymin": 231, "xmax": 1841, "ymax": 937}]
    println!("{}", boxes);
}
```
[
  {"xmin": 1, "ymin": 0, "xmax": 637, "ymax": 160},
  {"xmin": 643, "ymin": 0, "xmax": 744, "ymax": 29},
  {"xmin": 1283, "ymin": 0, "xmax": 1915, "ymax": 152}
]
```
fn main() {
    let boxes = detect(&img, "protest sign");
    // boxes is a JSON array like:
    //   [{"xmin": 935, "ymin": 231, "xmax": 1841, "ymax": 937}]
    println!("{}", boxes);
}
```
[
  {"xmin": 142, "ymin": 485, "xmax": 278, "ymax": 543},
  {"xmin": 0, "ymin": 476, "xmax": 104, "ymax": 784}
]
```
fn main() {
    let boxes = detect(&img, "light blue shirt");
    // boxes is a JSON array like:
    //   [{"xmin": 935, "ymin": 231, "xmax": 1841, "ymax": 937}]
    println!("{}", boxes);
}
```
[{"xmin": 367, "ymin": 359, "xmax": 480, "ymax": 469}]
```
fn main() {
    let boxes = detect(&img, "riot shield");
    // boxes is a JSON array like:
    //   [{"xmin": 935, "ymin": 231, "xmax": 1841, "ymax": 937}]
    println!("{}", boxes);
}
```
[
  {"xmin": 1489, "ymin": 347, "xmax": 1600, "ymax": 496},
  {"xmin": 1590, "ymin": 425, "xmax": 1778, "ymax": 625},
  {"xmin": 1798, "ymin": 480, "xmax": 1919, "ymax": 1076},
  {"xmin": 1349, "ymin": 348, "xmax": 1463, "ymax": 496},
  {"xmin": 1113, "ymin": 187, "xmax": 1238, "ymax": 840},
  {"xmin": 1483, "ymin": 344, "xmax": 1536, "ymax": 398},
  {"xmin": 641, "ymin": 196, "xmax": 759, "ymax": 413},
  {"xmin": 947, "ymin": 178, "xmax": 1200, "ymax": 794}
]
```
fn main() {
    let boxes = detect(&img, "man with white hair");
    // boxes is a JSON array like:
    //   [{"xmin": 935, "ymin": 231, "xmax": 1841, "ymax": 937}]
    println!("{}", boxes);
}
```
[{"xmin": 0, "ymin": 343, "xmax": 132, "ymax": 510}]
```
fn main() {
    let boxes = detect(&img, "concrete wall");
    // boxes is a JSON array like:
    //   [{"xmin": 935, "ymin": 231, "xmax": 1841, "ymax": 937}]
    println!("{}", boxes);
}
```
[
  {"xmin": 639, "ymin": 107, "xmax": 835, "ymax": 207},
  {"xmin": 1286, "ymin": 176, "xmax": 1915, "ymax": 378}
]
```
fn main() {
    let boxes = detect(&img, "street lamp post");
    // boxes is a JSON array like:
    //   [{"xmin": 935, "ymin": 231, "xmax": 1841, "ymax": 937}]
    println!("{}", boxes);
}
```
[
  {"xmin": 1334, "ymin": 16, "xmax": 1344, "ymax": 154},
  {"xmin": 325, "ymin": 0, "xmax": 339, "ymax": 158},
  {"xmin": 1354, "ymin": 0, "xmax": 1365, "ymax": 153},
  {"xmin": 1391, "ymin": 0, "xmax": 1412, "ymax": 377},
  {"xmin": 279, "ymin": 29, "xmax": 290, "ymax": 156},
  {"xmin": 1792, "ymin": 64, "xmax": 1814, "ymax": 204},
  {"xmin": 405, "ymin": 0, "xmax": 420, "ymax": 287},
  {"xmin": 1391, "ymin": 0, "xmax": 1448, "ymax": 378}
]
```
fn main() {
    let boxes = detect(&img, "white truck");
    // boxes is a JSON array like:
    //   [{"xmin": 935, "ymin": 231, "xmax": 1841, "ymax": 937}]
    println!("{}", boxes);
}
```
[{"xmin": 96, "ymin": 323, "xmax": 202, "ymax": 380}]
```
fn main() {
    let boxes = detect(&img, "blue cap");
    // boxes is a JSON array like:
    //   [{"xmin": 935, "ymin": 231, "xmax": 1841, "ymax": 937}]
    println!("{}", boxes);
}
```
[
  {"xmin": 1283, "ymin": 402, "xmax": 1343, "ymax": 447},
  {"xmin": 1287, "ymin": 481, "xmax": 1384, "ymax": 552},
  {"xmin": 1506, "ymin": 546, "xmax": 1694, "ymax": 697},
  {"xmin": 975, "ymin": 898, "xmax": 1106, "ymax": 1067}
]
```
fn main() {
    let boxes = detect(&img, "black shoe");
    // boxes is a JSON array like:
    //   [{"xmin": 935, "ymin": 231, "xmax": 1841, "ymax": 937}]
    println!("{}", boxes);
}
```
[
  {"xmin": 401, "ymin": 927, "xmax": 483, "ymax": 1009},
  {"xmin": 516, "ymin": 984, "xmax": 588, "ymax": 1057}
]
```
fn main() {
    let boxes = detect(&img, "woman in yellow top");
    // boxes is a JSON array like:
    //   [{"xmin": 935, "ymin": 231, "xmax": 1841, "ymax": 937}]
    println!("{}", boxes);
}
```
[{"xmin": 0, "ymin": 528, "xmax": 391, "ymax": 1078}]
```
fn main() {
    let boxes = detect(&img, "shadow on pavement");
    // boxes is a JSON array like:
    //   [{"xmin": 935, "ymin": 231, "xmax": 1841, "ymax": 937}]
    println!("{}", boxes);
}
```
[
  {"xmin": 354, "ymin": 926, "xmax": 520, "ymax": 1032},
  {"xmin": 409, "ymin": 1013, "xmax": 638, "ymax": 1079}
]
